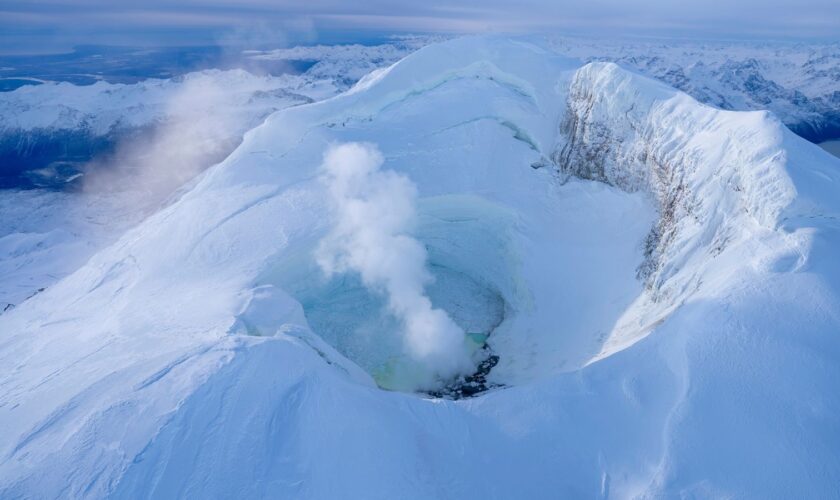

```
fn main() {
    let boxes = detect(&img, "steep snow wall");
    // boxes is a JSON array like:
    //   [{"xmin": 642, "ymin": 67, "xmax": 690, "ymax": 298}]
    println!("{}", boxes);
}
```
[{"xmin": 555, "ymin": 61, "xmax": 840, "ymax": 358}]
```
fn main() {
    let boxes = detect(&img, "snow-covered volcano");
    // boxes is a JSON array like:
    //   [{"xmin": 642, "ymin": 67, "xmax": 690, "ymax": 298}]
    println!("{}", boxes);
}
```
[{"xmin": 2, "ymin": 37, "xmax": 840, "ymax": 498}]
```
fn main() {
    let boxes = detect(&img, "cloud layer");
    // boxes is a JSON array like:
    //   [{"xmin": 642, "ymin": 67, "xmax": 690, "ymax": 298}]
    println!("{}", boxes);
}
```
[{"xmin": 1, "ymin": 0, "xmax": 837, "ymax": 54}]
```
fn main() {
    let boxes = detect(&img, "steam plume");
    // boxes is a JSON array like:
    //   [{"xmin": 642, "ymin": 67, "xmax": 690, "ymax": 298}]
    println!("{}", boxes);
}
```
[
  {"xmin": 82, "ymin": 74, "xmax": 247, "ymax": 212},
  {"xmin": 316, "ymin": 142, "xmax": 472, "ymax": 385}
]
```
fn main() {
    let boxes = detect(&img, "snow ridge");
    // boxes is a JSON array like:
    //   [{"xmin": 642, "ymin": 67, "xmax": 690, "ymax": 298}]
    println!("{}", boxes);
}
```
[{"xmin": 546, "ymin": 35, "xmax": 840, "ymax": 142}]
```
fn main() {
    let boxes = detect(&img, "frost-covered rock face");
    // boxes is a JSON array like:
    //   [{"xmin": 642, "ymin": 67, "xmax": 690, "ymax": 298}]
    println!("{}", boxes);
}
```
[
  {"xmin": 554, "ymin": 60, "xmax": 840, "ymax": 358},
  {"xmin": 2, "ymin": 37, "xmax": 840, "ymax": 498},
  {"xmin": 546, "ymin": 36, "xmax": 840, "ymax": 143}
]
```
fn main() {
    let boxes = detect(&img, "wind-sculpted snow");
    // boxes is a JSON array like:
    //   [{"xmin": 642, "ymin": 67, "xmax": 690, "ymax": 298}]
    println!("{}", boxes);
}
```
[
  {"xmin": 0, "ymin": 189, "xmax": 143, "ymax": 310},
  {"xmin": 1, "ymin": 36, "xmax": 840, "ymax": 498}
]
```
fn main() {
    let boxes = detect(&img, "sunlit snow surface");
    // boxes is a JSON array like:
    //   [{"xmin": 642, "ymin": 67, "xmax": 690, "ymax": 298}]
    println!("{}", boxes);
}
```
[{"xmin": 1, "ymin": 37, "xmax": 840, "ymax": 498}]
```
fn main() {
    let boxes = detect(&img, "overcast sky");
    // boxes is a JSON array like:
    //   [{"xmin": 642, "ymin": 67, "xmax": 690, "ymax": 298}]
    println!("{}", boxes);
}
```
[{"xmin": 2, "ymin": 0, "xmax": 838, "ymax": 54}]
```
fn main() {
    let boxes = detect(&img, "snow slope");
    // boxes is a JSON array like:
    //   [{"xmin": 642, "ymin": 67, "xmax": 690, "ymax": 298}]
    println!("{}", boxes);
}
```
[
  {"xmin": 1, "ymin": 36, "xmax": 840, "ymax": 498},
  {"xmin": 0, "ymin": 40, "xmax": 435, "ymax": 309},
  {"xmin": 0, "ymin": 189, "xmax": 143, "ymax": 310}
]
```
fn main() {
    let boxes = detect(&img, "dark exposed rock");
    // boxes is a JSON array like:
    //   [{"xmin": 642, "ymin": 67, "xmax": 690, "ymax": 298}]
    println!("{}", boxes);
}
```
[
  {"xmin": 554, "ymin": 65, "xmax": 698, "ymax": 296},
  {"xmin": 425, "ymin": 347, "xmax": 502, "ymax": 400}
]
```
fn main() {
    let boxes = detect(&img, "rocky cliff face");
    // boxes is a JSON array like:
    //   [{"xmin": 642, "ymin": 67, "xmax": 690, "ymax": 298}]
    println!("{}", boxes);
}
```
[{"xmin": 554, "ymin": 61, "xmax": 812, "ymax": 310}]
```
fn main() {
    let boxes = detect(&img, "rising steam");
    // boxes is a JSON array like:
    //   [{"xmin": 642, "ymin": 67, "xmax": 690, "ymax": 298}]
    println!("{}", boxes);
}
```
[
  {"xmin": 316, "ymin": 142, "xmax": 473, "ymax": 385},
  {"xmin": 82, "ymin": 74, "xmax": 250, "ymax": 213}
]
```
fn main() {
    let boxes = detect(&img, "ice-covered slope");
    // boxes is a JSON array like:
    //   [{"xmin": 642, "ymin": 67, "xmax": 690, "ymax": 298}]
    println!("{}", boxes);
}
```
[{"xmin": 1, "ymin": 36, "xmax": 840, "ymax": 498}]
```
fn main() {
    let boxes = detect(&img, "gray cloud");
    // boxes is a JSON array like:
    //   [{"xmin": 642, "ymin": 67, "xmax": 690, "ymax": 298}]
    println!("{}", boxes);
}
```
[{"xmin": 1, "ymin": 0, "xmax": 837, "ymax": 53}]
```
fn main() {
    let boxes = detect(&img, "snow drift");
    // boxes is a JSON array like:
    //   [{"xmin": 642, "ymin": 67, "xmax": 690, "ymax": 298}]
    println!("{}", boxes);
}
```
[{"xmin": 1, "ymin": 36, "xmax": 840, "ymax": 498}]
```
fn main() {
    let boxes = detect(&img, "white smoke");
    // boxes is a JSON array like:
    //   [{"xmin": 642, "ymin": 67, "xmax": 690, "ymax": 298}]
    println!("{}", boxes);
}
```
[
  {"xmin": 82, "ymin": 74, "xmax": 249, "ymax": 213},
  {"xmin": 316, "ymin": 142, "xmax": 473, "ymax": 386}
]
